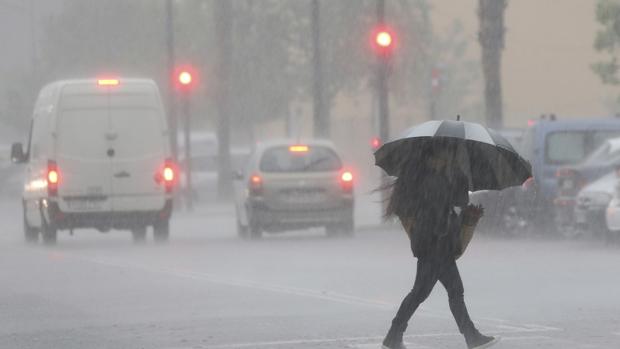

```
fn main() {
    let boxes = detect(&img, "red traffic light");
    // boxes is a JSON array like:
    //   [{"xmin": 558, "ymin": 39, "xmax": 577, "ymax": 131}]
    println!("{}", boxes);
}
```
[
  {"xmin": 178, "ymin": 71, "xmax": 192, "ymax": 86},
  {"xmin": 371, "ymin": 26, "xmax": 396, "ymax": 56},
  {"xmin": 173, "ymin": 65, "xmax": 198, "ymax": 92},
  {"xmin": 376, "ymin": 31, "xmax": 392, "ymax": 48},
  {"xmin": 371, "ymin": 137, "xmax": 382, "ymax": 150}
]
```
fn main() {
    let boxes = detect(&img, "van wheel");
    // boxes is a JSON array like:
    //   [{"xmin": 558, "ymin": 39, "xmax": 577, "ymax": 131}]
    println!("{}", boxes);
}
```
[
  {"xmin": 42, "ymin": 226, "xmax": 57, "ymax": 246},
  {"xmin": 23, "ymin": 213, "xmax": 39, "ymax": 244},
  {"xmin": 153, "ymin": 220, "xmax": 170, "ymax": 243}
]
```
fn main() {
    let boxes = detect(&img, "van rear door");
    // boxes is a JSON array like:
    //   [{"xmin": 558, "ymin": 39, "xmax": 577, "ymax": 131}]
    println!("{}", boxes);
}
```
[
  {"xmin": 56, "ymin": 108, "xmax": 113, "ymax": 212},
  {"xmin": 108, "ymin": 105, "xmax": 167, "ymax": 211}
]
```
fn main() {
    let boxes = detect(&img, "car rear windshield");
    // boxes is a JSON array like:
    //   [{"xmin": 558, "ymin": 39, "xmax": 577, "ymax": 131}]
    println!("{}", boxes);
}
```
[
  {"xmin": 259, "ymin": 146, "xmax": 342, "ymax": 172},
  {"xmin": 546, "ymin": 130, "xmax": 620, "ymax": 165}
]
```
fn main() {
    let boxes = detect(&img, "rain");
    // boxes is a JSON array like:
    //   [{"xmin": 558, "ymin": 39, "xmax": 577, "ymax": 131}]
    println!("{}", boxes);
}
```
[{"xmin": 1, "ymin": 1, "xmax": 620, "ymax": 348}]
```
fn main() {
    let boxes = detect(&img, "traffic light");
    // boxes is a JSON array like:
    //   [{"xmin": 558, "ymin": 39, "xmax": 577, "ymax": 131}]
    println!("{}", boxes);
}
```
[
  {"xmin": 178, "ymin": 71, "xmax": 192, "ymax": 86},
  {"xmin": 371, "ymin": 26, "xmax": 395, "ymax": 57},
  {"xmin": 173, "ymin": 65, "xmax": 198, "ymax": 92},
  {"xmin": 376, "ymin": 31, "xmax": 392, "ymax": 48},
  {"xmin": 371, "ymin": 136, "xmax": 382, "ymax": 150}
]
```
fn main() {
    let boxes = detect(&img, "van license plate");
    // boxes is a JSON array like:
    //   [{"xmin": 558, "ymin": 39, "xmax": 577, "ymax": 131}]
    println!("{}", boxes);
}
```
[{"xmin": 66, "ymin": 200, "xmax": 103, "ymax": 211}]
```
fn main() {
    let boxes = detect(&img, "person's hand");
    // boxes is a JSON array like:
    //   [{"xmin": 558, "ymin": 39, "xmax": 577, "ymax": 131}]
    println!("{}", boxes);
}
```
[{"xmin": 462, "ymin": 204, "xmax": 484, "ymax": 225}]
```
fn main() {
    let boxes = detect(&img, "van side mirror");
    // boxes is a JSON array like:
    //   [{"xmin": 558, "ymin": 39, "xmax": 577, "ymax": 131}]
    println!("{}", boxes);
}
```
[{"xmin": 10, "ymin": 143, "xmax": 26, "ymax": 164}]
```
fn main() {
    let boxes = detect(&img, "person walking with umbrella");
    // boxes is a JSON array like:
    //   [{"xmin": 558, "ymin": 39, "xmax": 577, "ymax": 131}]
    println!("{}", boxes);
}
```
[{"xmin": 375, "ymin": 119, "xmax": 531, "ymax": 349}]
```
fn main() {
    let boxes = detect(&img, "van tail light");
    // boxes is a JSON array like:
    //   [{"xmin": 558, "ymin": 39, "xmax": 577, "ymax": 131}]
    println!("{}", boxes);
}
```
[
  {"xmin": 47, "ymin": 160, "xmax": 60, "ymax": 196},
  {"xmin": 556, "ymin": 168, "xmax": 576, "ymax": 178},
  {"xmin": 97, "ymin": 78, "xmax": 120, "ymax": 86},
  {"xmin": 249, "ymin": 174, "xmax": 263, "ymax": 196},
  {"xmin": 339, "ymin": 170, "xmax": 354, "ymax": 193},
  {"xmin": 155, "ymin": 159, "xmax": 178, "ymax": 193},
  {"xmin": 556, "ymin": 168, "xmax": 585, "ymax": 194}
]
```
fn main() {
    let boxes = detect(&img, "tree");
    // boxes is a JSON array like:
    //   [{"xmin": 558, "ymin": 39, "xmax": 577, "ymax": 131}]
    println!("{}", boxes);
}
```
[
  {"xmin": 592, "ymin": 0, "xmax": 620, "ymax": 88},
  {"xmin": 478, "ymin": 0, "xmax": 507, "ymax": 128}
]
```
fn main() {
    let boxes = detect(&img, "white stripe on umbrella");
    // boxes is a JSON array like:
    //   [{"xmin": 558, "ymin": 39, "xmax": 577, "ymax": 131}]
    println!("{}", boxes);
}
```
[
  {"xmin": 400, "ymin": 120, "xmax": 443, "ymax": 139},
  {"xmin": 464, "ymin": 122, "xmax": 494, "ymax": 145}
]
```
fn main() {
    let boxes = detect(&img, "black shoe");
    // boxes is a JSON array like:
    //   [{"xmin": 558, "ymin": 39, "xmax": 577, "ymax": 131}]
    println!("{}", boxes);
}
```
[
  {"xmin": 381, "ymin": 340, "xmax": 407, "ymax": 349},
  {"xmin": 382, "ymin": 329, "xmax": 407, "ymax": 349},
  {"xmin": 466, "ymin": 333, "xmax": 500, "ymax": 349}
]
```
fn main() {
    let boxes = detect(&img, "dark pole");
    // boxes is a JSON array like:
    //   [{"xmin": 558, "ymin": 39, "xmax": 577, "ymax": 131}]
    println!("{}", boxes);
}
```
[
  {"xmin": 165, "ymin": 0, "xmax": 178, "ymax": 162},
  {"xmin": 182, "ymin": 96, "xmax": 193, "ymax": 210},
  {"xmin": 28, "ymin": 0, "xmax": 38, "ymax": 82},
  {"xmin": 215, "ymin": 0, "xmax": 233, "ymax": 201},
  {"xmin": 376, "ymin": 0, "xmax": 390, "ymax": 146},
  {"xmin": 311, "ymin": 0, "xmax": 327, "ymax": 138},
  {"xmin": 376, "ymin": 0, "xmax": 390, "ymax": 207}
]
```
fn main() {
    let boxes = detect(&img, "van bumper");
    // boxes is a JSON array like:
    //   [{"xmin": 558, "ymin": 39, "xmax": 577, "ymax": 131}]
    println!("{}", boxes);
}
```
[{"xmin": 44, "ymin": 199, "xmax": 173, "ymax": 231}]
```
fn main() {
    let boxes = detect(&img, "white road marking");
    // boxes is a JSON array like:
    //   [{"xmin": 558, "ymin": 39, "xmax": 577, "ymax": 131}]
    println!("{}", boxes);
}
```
[{"xmin": 202, "ymin": 332, "xmax": 557, "ymax": 348}]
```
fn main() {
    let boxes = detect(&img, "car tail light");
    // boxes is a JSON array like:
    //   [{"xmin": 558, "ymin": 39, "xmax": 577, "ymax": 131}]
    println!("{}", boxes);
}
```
[
  {"xmin": 339, "ymin": 170, "xmax": 354, "ymax": 193},
  {"xmin": 47, "ymin": 160, "xmax": 60, "ymax": 196},
  {"xmin": 249, "ymin": 173, "xmax": 263, "ymax": 196},
  {"xmin": 289, "ymin": 145, "xmax": 309, "ymax": 153},
  {"xmin": 155, "ymin": 159, "xmax": 177, "ymax": 193}
]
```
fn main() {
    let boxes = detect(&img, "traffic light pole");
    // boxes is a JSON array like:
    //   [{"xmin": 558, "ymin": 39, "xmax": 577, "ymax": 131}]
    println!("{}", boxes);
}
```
[
  {"xmin": 165, "ymin": 0, "xmax": 178, "ymax": 162},
  {"xmin": 376, "ymin": 0, "xmax": 390, "ymax": 207},
  {"xmin": 181, "ymin": 95, "xmax": 193, "ymax": 211},
  {"xmin": 311, "ymin": 0, "xmax": 327, "ymax": 138}
]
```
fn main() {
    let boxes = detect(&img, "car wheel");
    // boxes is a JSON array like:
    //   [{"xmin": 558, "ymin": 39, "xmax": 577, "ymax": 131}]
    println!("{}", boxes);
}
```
[
  {"xmin": 326, "ymin": 220, "xmax": 355, "ymax": 238},
  {"xmin": 341, "ymin": 218, "xmax": 355, "ymax": 237},
  {"xmin": 325, "ymin": 225, "xmax": 340, "ymax": 238},
  {"xmin": 248, "ymin": 221, "xmax": 262, "ymax": 239},
  {"xmin": 131, "ymin": 227, "xmax": 147, "ymax": 244},
  {"xmin": 237, "ymin": 220, "xmax": 249, "ymax": 239},
  {"xmin": 23, "ymin": 211, "xmax": 39, "ymax": 244},
  {"xmin": 153, "ymin": 220, "xmax": 170, "ymax": 243}
]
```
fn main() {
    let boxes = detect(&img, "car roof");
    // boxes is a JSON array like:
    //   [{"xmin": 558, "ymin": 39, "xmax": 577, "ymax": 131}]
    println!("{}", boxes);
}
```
[
  {"xmin": 255, "ymin": 139, "xmax": 338, "ymax": 152},
  {"xmin": 606, "ymin": 137, "xmax": 620, "ymax": 151},
  {"xmin": 531, "ymin": 118, "xmax": 620, "ymax": 133}
]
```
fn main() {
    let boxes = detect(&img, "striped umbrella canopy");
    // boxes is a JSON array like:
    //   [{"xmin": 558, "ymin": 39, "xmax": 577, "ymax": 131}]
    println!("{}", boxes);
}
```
[{"xmin": 374, "ymin": 119, "xmax": 532, "ymax": 191}]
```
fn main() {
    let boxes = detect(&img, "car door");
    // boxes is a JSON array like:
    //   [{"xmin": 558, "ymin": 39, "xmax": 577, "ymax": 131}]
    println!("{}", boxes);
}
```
[
  {"xmin": 56, "ymin": 107, "xmax": 113, "ymax": 212},
  {"xmin": 108, "ymin": 106, "xmax": 166, "ymax": 212}
]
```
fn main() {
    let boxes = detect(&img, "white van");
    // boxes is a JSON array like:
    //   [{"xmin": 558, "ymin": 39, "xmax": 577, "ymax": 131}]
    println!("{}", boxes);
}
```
[{"xmin": 11, "ymin": 78, "xmax": 176, "ymax": 244}]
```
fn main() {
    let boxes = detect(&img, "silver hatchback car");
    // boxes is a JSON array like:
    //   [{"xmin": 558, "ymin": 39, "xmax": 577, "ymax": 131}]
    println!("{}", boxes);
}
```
[{"xmin": 233, "ymin": 140, "xmax": 355, "ymax": 239}]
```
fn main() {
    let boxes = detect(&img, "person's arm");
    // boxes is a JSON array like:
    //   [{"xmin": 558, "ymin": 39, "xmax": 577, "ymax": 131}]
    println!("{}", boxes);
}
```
[{"xmin": 453, "ymin": 172, "xmax": 470, "ymax": 208}]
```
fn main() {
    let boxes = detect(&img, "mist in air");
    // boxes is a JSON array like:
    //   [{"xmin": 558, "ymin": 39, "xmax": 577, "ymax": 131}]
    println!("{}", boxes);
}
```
[{"xmin": 0, "ymin": 1, "xmax": 619, "ymax": 348}]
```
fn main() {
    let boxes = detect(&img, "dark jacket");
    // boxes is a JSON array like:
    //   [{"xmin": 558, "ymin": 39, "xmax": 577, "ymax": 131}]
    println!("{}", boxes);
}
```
[{"xmin": 404, "ymin": 169, "xmax": 469, "ymax": 259}]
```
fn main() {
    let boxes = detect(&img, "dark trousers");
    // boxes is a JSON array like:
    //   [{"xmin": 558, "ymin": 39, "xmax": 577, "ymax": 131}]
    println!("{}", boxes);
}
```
[{"xmin": 390, "ymin": 258, "xmax": 477, "ymax": 338}]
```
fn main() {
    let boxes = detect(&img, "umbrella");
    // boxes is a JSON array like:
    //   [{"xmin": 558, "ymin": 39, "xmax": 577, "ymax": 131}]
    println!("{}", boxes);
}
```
[{"xmin": 374, "ymin": 119, "xmax": 532, "ymax": 191}]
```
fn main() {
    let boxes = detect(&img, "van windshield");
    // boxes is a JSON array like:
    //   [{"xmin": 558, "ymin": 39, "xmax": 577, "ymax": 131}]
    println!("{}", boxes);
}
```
[
  {"xmin": 546, "ymin": 130, "xmax": 620, "ymax": 165},
  {"xmin": 259, "ymin": 146, "xmax": 342, "ymax": 172}
]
